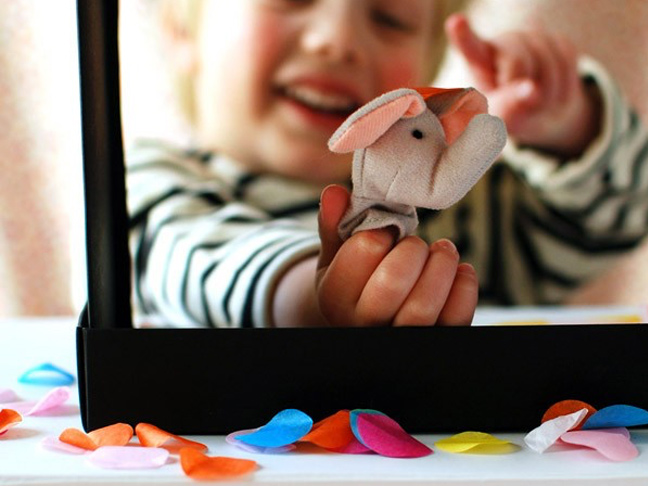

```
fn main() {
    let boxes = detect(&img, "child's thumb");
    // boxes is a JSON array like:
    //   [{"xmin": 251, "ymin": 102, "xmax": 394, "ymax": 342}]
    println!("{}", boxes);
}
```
[{"xmin": 317, "ymin": 184, "xmax": 350, "ymax": 271}]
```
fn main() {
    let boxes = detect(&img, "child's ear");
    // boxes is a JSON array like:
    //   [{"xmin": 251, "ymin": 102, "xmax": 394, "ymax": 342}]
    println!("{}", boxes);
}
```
[{"xmin": 159, "ymin": 2, "xmax": 198, "ymax": 75}]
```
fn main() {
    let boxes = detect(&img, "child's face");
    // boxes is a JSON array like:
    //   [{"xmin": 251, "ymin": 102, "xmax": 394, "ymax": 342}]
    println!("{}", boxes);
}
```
[{"xmin": 193, "ymin": 0, "xmax": 437, "ymax": 183}]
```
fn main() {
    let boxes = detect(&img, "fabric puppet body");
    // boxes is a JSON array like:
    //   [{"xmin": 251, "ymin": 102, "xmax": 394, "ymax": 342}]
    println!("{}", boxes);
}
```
[{"xmin": 328, "ymin": 87, "xmax": 507, "ymax": 240}]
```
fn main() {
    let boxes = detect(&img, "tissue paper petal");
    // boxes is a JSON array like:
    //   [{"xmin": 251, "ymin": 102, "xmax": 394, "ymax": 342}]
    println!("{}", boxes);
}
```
[
  {"xmin": 301, "ymin": 410, "xmax": 358, "ymax": 450},
  {"xmin": 60, "ymin": 423, "xmax": 133, "ymax": 451},
  {"xmin": 524, "ymin": 408, "xmax": 589, "ymax": 453},
  {"xmin": 226, "ymin": 428, "xmax": 295, "ymax": 454},
  {"xmin": 350, "ymin": 410, "xmax": 432, "ymax": 458},
  {"xmin": 180, "ymin": 447, "xmax": 257, "ymax": 480},
  {"xmin": 0, "ymin": 408, "xmax": 22, "ymax": 435},
  {"xmin": 560, "ymin": 428, "xmax": 638, "ymax": 462},
  {"xmin": 435, "ymin": 432, "xmax": 515, "ymax": 454},
  {"xmin": 331, "ymin": 440, "xmax": 372, "ymax": 454},
  {"xmin": 7, "ymin": 387, "xmax": 71, "ymax": 416},
  {"xmin": 136, "ymin": 423, "xmax": 207, "ymax": 453},
  {"xmin": 41, "ymin": 436, "xmax": 89, "ymax": 454},
  {"xmin": 542, "ymin": 400, "xmax": 596, "ymax": 426},
  {"xmin": 18, "ymin": 362, "xmax": 75, "ymax": 386},
  {"xmin": 88, "ymin": 446, "xmax": 169, "ymax": 469},
  {"xmin": 582, "ymin": 405, "xmax": 648, "ymax": 429},
  {"xmin": 0, "ymin": 388, "xmax": 18, "ymax": 402},
  {"xmin": 235, "ymin": 409, "xmax": 313, "ymax": 448}
]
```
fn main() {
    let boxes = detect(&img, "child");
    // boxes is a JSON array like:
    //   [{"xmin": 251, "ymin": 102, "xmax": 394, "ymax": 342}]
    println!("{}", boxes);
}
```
[{"xmin": 127, "ymin": 0, "xmax": 648, "ymax": 328}]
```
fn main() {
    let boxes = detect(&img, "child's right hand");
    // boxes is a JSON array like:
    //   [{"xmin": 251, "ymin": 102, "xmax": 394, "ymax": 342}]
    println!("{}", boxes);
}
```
[{"xmin": 316, "ymin": 185, "xmax": 478, "ymax": 327}]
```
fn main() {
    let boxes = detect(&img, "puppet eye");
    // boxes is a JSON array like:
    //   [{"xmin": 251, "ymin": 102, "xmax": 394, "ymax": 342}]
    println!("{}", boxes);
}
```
[{"xmin": 412, "ymin": 129, "xmax": 424, "ymax": 139}]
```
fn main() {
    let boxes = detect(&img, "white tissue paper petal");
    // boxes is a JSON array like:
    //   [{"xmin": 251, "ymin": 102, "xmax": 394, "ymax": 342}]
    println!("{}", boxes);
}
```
[{"xmin": 524, "ymin": 408, "xmax": 589, "ymax": 453}]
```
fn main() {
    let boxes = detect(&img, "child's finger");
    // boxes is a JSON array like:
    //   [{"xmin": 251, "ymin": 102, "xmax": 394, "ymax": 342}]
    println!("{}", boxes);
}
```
[
  {"xmin": 487, "ymin": 80, "xmax": 542, "ymax": 134},
  {"xmin": 318, "ymin": 229, "xmax": 395, "ymax": 326},
  {"xmin": 354, "ymin": 236, "xmax": 429, "ymax": 326},
  {"xmin": 392, "ymin": 239, "xmax": 460, "ymax": 327},
  {"xmin": 526, "ymin": 33, "xmax": 562, "ymax": 106},
  {"xmin": 553, "ymin": 35, "xmax": 581, "ymax": 103},
  {"xmin": 445, "ymin": 14, "xmax": 496, "ymax": 90},
  {"xmin": 317, "ymin": 184, "xmax": 349, "ymax": 271},
  {"xmin": 436, "ymin": 263, "xmax": 478, "ymax": 326}
]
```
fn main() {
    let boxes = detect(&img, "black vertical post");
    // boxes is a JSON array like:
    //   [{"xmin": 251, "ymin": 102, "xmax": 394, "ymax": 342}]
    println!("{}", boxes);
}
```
[{"xmin": 76, "ymin": 0, "xmax": 132, "ymax": 328}]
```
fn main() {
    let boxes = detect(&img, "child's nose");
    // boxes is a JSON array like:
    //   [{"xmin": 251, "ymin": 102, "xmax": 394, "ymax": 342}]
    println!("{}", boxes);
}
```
[{"xmin": 300, "ymin": 2, "xmax": 365, "ymax": 65}]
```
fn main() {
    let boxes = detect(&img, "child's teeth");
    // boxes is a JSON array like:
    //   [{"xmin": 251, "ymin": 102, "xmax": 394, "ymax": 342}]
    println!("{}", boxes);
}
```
[{"xmin": 286, "ymin": 86, "xmax": 355, "ymax": 112}]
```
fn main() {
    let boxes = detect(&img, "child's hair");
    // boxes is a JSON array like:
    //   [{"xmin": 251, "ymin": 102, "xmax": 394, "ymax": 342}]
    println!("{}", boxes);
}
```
[{"xmin": 155, "ymin": 0, "xmax": 467, "ymax": 127}]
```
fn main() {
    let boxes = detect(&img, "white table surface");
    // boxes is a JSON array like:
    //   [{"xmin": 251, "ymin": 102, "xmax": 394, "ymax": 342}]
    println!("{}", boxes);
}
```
[{"xmin": 1, "ymin": 314, "xmax": 648, "ymax": 486}]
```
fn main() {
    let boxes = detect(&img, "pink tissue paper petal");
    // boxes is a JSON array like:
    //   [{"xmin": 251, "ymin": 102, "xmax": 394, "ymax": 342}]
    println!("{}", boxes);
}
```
[
  {"xmin": 331, "ymin": 439, "xmax": 373, "ymax": 454},
  {"xmin": 0, "ymin": 388, "xmax": 19, "ymax": 403},
  {"xmin": 354, "ymin": 413, "xmax": 432, "ymax": 458},
  {"xmin": 524, "ymin": 408, "xmax": 589, "ymax": 453},
  {"xmin": 2, "ymin": 387, "xmax": 70, "ymax": 416},
  {"xmin": 25, "ymin": 387, "xmax": 70, "ymax": 416},
  {"xmin": 226, "ymin": 428, "xmax": 295, "ymax": 454},
  {"xmin": 87, "ymin": 446, "xmax": 170, "ymax": 469},
  {"xmin": 41, "ymin": 436, "xmax": 89, "ymax": 455},
  {"xmin": 559, "ymin": 428, "xmax": 638, "ymax": 462}
]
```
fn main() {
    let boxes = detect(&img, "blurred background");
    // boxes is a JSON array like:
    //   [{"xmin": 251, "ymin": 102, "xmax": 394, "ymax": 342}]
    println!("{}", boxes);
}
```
[{"xmin": 1, "ymin": 0, "xmax": 646, "ymax": 317}]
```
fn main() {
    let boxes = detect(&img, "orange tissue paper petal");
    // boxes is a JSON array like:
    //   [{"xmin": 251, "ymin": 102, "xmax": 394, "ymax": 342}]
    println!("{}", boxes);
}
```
[
  {"xmin": 0, "ymin": 409, "xmax": 22, "ymax": 434},
  {"xmin": 89, "ymin": 423, "xmax": 134, "ymax": 447},
  {"xmin": 180, "ymin": 448, "xmax": 257, "ymax": 480},
  {"xmin": 60, "ymin": 423, "xmax": 133, "ymax": 451},
  {"xmin": 301, "ymin": 410, "xmax": 355, "ymax": 450},
  {"xmin": 542, "ymin": 400, "xmax": 597, "ymax": 428},
  {"xmin": 59, "ymin": 428, "xmax": 100, "ymax": 450},
  {"xmin": 136, "ymin": 423, "xmax": 207, "ymax": 454}
]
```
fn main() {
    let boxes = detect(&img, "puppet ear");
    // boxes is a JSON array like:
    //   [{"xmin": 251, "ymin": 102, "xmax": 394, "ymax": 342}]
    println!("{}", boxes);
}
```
[
  {"xmin": 421, "ymin": 88, "xmax": 488, "ymax": 145},
  {"xmin": 328, "ymin": 89, "xmax": 427, "ymax": 153}
]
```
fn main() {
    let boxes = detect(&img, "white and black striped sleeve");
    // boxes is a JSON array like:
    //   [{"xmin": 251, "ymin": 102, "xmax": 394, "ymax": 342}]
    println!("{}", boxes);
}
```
[{"xmin": 126, "ymin": 142, "xmax": 321, "ymax": 328}]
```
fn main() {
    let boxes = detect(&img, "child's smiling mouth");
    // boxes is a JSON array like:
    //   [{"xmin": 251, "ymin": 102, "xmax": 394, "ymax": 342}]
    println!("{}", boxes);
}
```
[
  {"xmin": 281, "ymin": 85, "xmax": 360, "ymax": 116},
  {"xmin": 276, "ymin": 82, "xmax": 362, "ymax": 130}
]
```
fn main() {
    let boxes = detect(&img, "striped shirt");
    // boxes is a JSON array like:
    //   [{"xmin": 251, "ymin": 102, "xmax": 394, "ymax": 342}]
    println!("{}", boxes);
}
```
[{"xmin": 127, "ymin": 59, "xmax": 648, "ymax": 327}]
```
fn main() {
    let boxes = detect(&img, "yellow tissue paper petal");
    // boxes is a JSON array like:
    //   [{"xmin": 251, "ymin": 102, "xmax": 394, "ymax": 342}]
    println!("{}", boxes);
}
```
[{"xmin": 435, "ymin": 432, "xmax": 517, "ymax": 454}]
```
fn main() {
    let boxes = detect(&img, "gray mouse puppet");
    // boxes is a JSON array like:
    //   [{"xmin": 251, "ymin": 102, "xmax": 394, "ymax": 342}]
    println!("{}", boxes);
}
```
[{"xmin": 328, "ymin": 87, "xmax": 507, "ymax": 240}]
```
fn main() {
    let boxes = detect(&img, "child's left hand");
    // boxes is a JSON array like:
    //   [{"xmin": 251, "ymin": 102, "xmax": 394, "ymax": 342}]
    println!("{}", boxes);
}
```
[{"xmin": 445, "ymin": 14, "xmax": 601, "ymax": 158}]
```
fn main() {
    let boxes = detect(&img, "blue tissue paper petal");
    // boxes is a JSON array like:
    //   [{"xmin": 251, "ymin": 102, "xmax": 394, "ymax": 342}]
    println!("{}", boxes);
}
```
[
  {"xmin": 18, "ymin": 362, "xmax": 75, "ymax": 386},
  {"xmin": 236, "ymin": 409, "xmax": 313, "ymax": 447},
  {"xmin": 582, "ymin": 404, "xmax": 648, "ymax": 429}
]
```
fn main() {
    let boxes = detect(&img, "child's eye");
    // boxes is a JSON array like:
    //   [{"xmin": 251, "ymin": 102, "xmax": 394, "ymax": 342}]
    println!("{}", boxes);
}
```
[{"xmin": 371, "ymin": 9, "xmax": 415, "ymax": 33}]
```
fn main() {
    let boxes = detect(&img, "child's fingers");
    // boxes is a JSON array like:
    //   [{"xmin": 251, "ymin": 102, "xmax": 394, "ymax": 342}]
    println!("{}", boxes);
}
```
[
  {"xmin": 552, "ymin": 35, "xmax": 581, "ymax": 103},
  {"xmin": 392, "ymin": 239, "xmax": 460, "ymax": 327},
  {"xmin": 525, "ymin": 33, "xmax": 563, "ymax": 106},
  {"xmin": 486, "ymin": 80, "xmax": 542, "ymax": 134},
  {"xmin": 355, "ymin": 236, "xmax": 429, "ymax": 326},
  {"xmin": 317, "ymin": 184, "xmax": 349, "ymax": 271},
  {"xmin": 318, "ymin": 229, "xmax": 395, "ymax": 326},
  {"xmin": 445, "ymin": 14, "xmax": 496, "ymax": 90},
  {"xmin": 492, "ymin": 33, "xmax": 537, "ymax": 86},
  {"xmin": 436, "ymin": 263, "xmax": 478, "ymax": 326}
]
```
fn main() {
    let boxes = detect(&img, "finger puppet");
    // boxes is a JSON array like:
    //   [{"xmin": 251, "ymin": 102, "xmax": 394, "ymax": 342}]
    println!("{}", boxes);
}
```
[{"xmin": 328, "ymin": 87, "xmax": 507, "ymax": 240}]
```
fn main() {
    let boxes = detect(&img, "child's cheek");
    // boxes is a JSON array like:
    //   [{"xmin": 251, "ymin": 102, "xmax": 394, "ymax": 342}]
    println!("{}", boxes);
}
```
[
  {"xmin": 246, "ymin": 14, "xmax": 290, "ymax": 80},
  {"xmin": 378, "ymin": 54, "xmax": 427, "ymax": 91}
]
